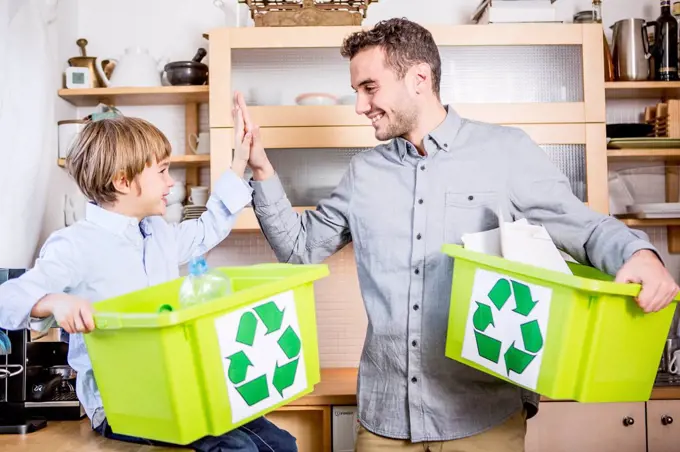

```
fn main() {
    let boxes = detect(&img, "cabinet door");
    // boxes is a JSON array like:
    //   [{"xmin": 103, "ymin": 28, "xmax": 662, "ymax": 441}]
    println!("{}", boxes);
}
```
[
  {"xmin": 267, "ymin": 406, "xmax": 331, "ymax": 452},
  {"xmin": 525, "ymin": 402, "xmax": 646, "ymax": 452},
  {"xmin": 647, "ymin": 400, "xmax": 680, "ymax": 452}
]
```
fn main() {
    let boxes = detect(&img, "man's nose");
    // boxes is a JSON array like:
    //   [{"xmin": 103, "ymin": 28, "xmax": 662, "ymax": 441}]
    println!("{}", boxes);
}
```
[{"xmin": 355, "ymin": 93, "xmax": 371, "ymax": 116}]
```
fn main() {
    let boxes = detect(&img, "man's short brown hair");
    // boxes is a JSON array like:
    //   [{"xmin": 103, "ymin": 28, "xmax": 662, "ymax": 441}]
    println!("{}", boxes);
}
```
[
  {"xmin": 341, "ymin": 18, "xmax": 442, "ymax": 98},
  {"xmin": 65, "ymin": 116, "xmax": 171, "ymax": 205}
]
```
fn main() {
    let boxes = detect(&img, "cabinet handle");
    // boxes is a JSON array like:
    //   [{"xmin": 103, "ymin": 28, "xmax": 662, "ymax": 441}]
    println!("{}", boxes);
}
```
[
  {"xmin": 623, "ymin": 417, "xmax": 635, "ymax": 427},
  {"xmin": 662, "ymin": 415, "xmax": 674, "ymax": 426}
]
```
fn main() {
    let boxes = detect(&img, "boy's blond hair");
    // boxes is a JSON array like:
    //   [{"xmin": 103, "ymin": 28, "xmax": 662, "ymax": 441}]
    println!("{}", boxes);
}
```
[{"xmin": 65, "ymin": 116, "xmax": 172, "ymax": 205}]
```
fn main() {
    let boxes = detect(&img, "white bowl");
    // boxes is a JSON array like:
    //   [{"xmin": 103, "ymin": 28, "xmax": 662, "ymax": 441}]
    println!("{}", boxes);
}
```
[
  {"xmin": 295, "ymin": 93, "xmax": 338, "ymax": 106},
  {"xmin": 339, "ymin": 94, "xmax": 356, "ymax": 105}
]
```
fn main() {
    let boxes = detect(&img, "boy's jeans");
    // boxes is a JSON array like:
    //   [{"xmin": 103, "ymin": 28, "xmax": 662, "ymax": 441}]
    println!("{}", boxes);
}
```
[{"xmin": 94, "ymin": 416, "xmax": 297, "ymax": 451}]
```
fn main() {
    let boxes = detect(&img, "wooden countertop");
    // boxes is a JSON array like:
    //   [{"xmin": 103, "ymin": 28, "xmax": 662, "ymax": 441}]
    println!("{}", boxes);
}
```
[
  {"xmin": 3, "ymin": 368, "xmax": 680, "ymax": 451},
  {"xmin": 291, "ymin": 368, "xmax": 680, "ymax": 404},
  {"xmin": 0, "ymin": 418, "xmax": 176, "ymax": 451}
]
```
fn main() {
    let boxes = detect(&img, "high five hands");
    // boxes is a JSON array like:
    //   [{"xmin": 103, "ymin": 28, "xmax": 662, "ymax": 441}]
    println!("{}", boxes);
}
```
[{"xmin": 232, "ymin": 91, "xmax": 274, "ymax": 181}]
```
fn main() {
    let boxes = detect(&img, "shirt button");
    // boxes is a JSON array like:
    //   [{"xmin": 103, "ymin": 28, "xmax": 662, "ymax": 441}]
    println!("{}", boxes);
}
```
[
  {"xmin": 418, "ymin": 199, "xmax": 424, "ymax": 205},
  {"xmin": 416, "ymin": 233, "xmax": 422, "ymax": 240},
  {"xmin": 414, "ymin": 268, "xmax": 420, "ymax": 275},
  {"xmin": 420, "ymin": 165, "xmax": 425, "ymax": 171},
  {"xmin": 411, "ymin": 376, "xmax": 418, "ymax": 383},
  {"xmin": 412, "ymin": 340, "xmax": 418, "ymax": 347},
  {"xmin": 468, "ymin": 195, "xmax": 474, "ymax": 201},
  {"xmin": 444, "ymin": 143, "xmax": 449, "ymax": 148},
  {"xmin": 413, "ymin": 304, "xmax": 420, "ymax": 311}
]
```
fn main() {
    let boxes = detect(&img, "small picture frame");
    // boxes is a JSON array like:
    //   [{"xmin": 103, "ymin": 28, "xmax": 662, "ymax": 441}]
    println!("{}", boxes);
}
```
[{"xmin": 65, "ymin": 67, "xmax": 91, "ymax": 89}]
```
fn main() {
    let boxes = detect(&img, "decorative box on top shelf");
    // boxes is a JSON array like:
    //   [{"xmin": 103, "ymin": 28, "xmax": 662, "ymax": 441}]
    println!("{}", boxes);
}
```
[{"xmin": 238, "ymin": 0, "xmax": 377, "ymax": 27}]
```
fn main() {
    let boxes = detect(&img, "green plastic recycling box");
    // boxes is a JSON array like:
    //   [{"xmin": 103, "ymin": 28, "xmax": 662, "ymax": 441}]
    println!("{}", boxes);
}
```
[
  {"xmin": 83, "ymin": 263, "xmax": 329, "ymax": 445},
  {"xmin": 442, "ymin": 244, "xmax": 679, "ymax": 403}
]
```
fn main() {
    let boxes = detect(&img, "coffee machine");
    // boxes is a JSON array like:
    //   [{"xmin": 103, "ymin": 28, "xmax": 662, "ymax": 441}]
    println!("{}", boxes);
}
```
[{"xmin": 0, "ymin": 268, "xmax": 84, "ymax": 435}]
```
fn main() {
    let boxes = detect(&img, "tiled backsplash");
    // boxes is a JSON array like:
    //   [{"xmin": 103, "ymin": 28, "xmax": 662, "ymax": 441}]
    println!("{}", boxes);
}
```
[{"xmin": 206, "ymin": 233, "xmax": 367, "ymax": 369}]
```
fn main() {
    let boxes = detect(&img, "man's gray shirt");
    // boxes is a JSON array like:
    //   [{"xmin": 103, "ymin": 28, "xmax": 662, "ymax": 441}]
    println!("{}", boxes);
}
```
[{"xmin": 250, "ymin": 106, "xmax": 655, "ymax": 442}]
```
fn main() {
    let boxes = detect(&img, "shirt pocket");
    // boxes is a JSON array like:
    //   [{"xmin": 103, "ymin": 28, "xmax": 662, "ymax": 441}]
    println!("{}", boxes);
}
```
[{"xmin": 444, "ymin": 191, "xmax": 500, "ymax": 244}]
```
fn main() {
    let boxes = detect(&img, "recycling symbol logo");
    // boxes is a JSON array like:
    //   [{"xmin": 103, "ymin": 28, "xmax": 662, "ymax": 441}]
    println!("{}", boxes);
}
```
[
  {"xmin": 471, "ymin": 277, "xmax": 545, "ymax": 376},
  {"xmin": 215, "ymin": 291, "xmax": 307, "ymax": 421}
]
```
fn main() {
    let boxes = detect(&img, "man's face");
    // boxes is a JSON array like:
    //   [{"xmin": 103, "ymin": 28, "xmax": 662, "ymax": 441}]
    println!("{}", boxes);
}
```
[{"xmin": 350, "ymin": 46, "xmax": 418, "ymax": 141}]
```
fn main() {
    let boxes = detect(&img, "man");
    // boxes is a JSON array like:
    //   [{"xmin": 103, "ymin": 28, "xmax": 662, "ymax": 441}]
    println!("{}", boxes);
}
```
[{"xmin": 234, "ymin": 18, "xmax": 679, "ymax": 452}]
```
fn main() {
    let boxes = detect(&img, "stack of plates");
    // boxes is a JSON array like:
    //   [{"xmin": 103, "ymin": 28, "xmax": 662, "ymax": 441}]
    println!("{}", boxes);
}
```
[{"xmin": 183, "ymin": 205, "xmax": 207, "ymax": 221}]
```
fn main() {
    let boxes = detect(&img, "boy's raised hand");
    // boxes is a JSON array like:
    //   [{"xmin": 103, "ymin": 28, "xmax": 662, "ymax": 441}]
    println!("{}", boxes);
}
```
[{"xmin": 31, "ymin": 293, "xmax": 95, "ymax": 334}]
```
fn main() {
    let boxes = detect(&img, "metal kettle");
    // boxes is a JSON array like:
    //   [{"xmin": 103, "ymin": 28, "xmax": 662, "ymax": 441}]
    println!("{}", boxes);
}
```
[{"xmin": 611, "ymin": 18, "xmax": 657, "ymax": 81}]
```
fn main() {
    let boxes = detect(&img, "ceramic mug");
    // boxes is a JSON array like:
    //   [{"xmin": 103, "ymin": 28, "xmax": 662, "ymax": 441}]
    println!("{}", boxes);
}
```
[
  {"xmin": 58, "ymin": 119, "xmax": 86, "ymax": 158},
  {"xmin": 189, "ymin": 186, "xmax": 209, "ymax": 206},
  {"xmin": 668, "ymin": 349, "xmax": 680, "ymax": 375}
]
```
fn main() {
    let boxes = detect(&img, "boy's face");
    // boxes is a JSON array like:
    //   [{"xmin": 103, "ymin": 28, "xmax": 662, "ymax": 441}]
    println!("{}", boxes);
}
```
[{"xmin": 132, "ymin": 158, "xmax": 175, "ymax": 217}]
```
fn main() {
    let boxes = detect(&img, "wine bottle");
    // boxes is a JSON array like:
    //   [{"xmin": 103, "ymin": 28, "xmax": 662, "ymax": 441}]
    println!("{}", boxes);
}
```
[{"xmin": 656, "ymin": 0, "xmax": 679, "ymax": 81}]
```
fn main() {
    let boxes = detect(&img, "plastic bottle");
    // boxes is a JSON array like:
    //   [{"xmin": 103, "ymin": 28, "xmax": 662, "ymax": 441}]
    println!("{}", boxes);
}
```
[{"xmin": 178, "ymin": 256, "xmax": 231, "ymax": 308}]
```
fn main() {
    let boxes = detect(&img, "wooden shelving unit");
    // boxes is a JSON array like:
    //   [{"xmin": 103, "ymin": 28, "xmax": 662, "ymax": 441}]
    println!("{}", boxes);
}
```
[
  {"xmin": 57, "ymin": 86, "xmax": 209, "ymax": 191},
  {"xmin": 605, "ymin": 82, "xmax": 680, "ymax": 251},
  {"xmin": 605, "ymin": 81, "xmax": 680, "ymax": 99},
  {"xmin": 57, "ymin": 154, "xmax": 210, "ymax": 168},
  {"xmin": 607, "ymin": 148, "xmax": 680, "ymax": 161},
  {"xmin": 58, "ymin": 86, "xmax": 209, "ymax": 107}
]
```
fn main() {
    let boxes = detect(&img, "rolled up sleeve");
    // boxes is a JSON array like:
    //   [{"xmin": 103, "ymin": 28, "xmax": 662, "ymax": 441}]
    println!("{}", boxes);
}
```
[{"xmin": 250, "ymin": 165, "xmax": 353, "ymax": 265}]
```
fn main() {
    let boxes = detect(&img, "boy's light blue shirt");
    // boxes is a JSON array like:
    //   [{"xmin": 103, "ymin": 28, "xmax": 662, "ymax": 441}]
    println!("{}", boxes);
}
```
[{"xmin": 0, "ymin": 170, "xmax": 253, "ymax": 428}]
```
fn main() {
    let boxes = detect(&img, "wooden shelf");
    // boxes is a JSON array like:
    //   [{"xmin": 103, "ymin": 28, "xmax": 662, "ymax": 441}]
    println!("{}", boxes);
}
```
[
  {"xmin": 210, "ymin": 23, "xmax": 587, "ymax": 50},
  {"xmin": 607, "ymin": 148, "xmax": 680, "ymax": 161},
  {"xmin": 211, "ymin": 103, "xmax": 588, "ymax": 129},
  {"xmin": 605, "ymin": 81, "xmax": 680, "ymax": 99},
  {"xmin": 617, "ymin": 217, "xmax": 680, "ymax": 227},
  {"xmin": 169, "ymin": 154, "xmax": 210, "ymax": 165},
  {"xmin": 57, "ymin": 154, "xmax": 210, "ymax": 168},
  {"xmin": 58, "ymin": 86, "xmax": 209, "ymax": 107},
  {"xmin": 233, "ymin": 206, "xmax": 314, "ymax": 231}
]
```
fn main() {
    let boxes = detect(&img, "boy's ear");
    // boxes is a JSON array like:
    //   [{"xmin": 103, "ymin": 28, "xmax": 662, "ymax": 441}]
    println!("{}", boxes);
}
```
[{"xmin": 112, "ymin": 172, "xmax": 132, "ymax": 194}]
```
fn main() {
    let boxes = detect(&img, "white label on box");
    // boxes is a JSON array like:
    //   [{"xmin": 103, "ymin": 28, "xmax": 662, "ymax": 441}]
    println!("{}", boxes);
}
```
[
  {"xmin": 460, "ymin": 269, "xmax": 552, "ymax": 390},
  {"xmin": 215, "ymin": 290, "xmax": 308, "ymax": 423}
]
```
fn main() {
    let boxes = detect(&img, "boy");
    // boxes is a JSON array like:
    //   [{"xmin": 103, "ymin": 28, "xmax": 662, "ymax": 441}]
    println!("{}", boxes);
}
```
[{"xmin": 0, "ymin": 115, "xmax": 297, "ymax": 451}]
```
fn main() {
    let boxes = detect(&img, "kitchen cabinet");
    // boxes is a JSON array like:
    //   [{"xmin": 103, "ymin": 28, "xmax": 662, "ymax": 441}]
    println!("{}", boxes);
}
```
[
  {"xmin": 647, "ymin": 400, "xmax": 680, "ymax": 452},
  {"xmin": 525, "ymin": 402, "xmax": 646, "ymax": 452},
  {"xmin": 206, "ymin": 22, "xmax": 611, "ymax": 231}
]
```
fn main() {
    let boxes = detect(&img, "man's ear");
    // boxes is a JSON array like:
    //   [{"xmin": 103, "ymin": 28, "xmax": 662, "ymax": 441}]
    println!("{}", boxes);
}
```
[
  {"xmin": 112, "ymin": 172, "xmax": 132, "ymax": 195},
  {"xmin": 412, "ymin": 62, "xmax": 431, "ymax": 95}
]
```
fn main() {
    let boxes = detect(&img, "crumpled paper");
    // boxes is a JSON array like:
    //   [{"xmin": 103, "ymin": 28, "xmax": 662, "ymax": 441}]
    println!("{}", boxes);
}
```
[{"xmin": 461, "ymin": 215, "xmax": 573, "ymax": 275}]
